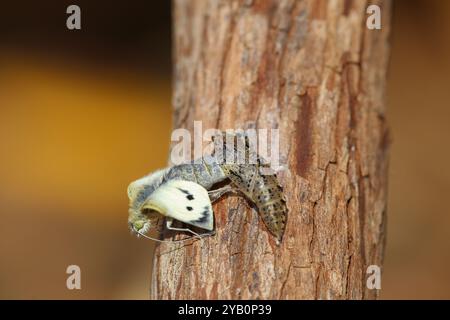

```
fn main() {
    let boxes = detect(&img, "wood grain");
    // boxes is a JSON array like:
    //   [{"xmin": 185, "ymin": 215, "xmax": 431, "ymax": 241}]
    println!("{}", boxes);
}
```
[{"xmin": 151, "ymin": 0, "xmax": 391, "ymax": 299}]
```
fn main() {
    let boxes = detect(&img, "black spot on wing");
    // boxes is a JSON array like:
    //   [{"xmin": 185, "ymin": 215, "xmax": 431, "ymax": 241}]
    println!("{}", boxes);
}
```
[
  {"xmin": 178, "ymin": 187, "xmax": 195, "ymax": 201},
  {"xmin": 177, "ymin": 188, "xmax": 190, "ymax": 194},
  {"xmin": 186, "ymin": 206, "xmax": 193, "ymax": 211},
  {"xmin": 192, "ymin": 206, "xmax": 211, "ymax": 224}
]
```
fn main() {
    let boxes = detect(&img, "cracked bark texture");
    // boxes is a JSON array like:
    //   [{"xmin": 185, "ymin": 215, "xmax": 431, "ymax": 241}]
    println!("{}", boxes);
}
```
[{"xmin": 151, "ymin": 0, "xmax": 391, "ymax": 299}]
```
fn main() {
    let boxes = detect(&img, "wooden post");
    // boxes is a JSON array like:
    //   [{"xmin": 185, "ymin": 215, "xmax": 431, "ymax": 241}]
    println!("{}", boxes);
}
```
[{"xmin": 151, "ymin": 0, "xmax": 391, "ymax": 299}]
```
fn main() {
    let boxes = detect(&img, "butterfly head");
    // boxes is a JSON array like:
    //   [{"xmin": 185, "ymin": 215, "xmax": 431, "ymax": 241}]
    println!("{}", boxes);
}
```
[
  {"xmin": 128, "ymin": 209, "xmax": 149, "ymax": 236},
  {"xmin": 128, "ymin": 207, "xmax": 164, "ymax": 237},
  {"xmin": 127, "ymin": 170, "xmax": 168, "ymax": 237}
]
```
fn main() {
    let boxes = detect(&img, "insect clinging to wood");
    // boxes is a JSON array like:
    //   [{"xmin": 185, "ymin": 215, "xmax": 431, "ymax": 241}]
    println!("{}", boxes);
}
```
[{"xmin": 127, "ymin": 131, "xmax": 288, "ymax": 244}]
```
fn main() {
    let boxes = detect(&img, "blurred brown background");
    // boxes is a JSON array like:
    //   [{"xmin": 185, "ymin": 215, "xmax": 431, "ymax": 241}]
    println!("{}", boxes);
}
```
[{"xmin": 0, "ymin": 0, "xmax": 449, "ymax": 299}]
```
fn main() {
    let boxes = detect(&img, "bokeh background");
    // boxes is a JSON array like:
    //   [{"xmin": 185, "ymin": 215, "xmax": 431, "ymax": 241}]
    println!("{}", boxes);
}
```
[{"xmin": 0, "ymin": 0, "xmax": 449, "ymax": 299}]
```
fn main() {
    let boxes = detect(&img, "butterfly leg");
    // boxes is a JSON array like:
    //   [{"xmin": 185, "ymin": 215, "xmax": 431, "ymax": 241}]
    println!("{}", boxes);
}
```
[
  {"xmin": 208, "ymin": 184, "xmax": 235, "ymax": 203},
  {"xmin": 166, "ymin": 218, "xmax": 215, "ymax": 239}
]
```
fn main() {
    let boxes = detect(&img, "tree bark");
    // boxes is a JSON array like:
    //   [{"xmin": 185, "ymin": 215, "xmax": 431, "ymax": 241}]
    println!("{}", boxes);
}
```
[{"xmin": 151, "ymin": 0, "xmax": 391, "ymax": 299}]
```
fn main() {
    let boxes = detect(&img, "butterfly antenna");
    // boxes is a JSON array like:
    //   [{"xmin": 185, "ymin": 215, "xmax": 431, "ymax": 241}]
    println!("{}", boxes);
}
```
[{"xmin": 136, "ymin": 229, "xmax": 213, "ymax": 244}]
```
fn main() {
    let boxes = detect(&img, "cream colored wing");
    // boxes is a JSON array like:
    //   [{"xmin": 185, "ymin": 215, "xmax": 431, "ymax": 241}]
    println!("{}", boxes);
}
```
[{"xmin": 141, "ymin": 180, "xmax": 214, "ymax": 231}]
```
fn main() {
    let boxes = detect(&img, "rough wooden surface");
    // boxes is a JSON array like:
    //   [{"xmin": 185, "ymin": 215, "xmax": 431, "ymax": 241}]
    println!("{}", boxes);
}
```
[{"xmin": 151, "ymin": 0, "xmax": 391, "ymax": 299}]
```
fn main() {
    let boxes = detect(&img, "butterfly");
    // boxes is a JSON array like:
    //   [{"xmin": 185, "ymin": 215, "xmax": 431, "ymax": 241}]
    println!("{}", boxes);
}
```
[{"xmin": 128, "ymin": 132, "xmax": 287, "ymax": 244}]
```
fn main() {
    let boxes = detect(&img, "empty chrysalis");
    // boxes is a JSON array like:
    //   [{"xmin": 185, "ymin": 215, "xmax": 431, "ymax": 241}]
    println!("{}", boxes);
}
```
[{"xmin": 127, "ymin": 132, "xmax": 287, "ymax": 244}]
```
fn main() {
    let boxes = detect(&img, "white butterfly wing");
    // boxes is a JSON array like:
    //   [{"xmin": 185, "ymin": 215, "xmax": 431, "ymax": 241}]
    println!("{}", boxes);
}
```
[{"xmin": 141, "ymin": 180, "xmax": 214, "ymax": 231}]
